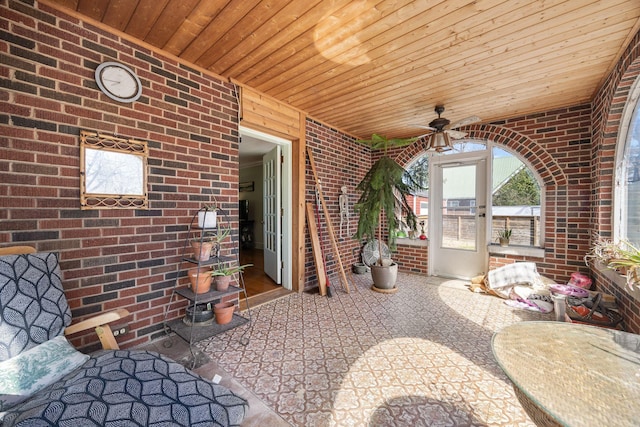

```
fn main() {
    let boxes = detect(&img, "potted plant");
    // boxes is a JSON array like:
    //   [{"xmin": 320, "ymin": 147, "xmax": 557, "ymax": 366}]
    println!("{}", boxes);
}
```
[
  {"xmin": 354, "ymin": 134, "xmax": 422, "ymax": 290},
  {"xmin": 497, "ymin": 228, "xmax": 512, "ymax": 247},
  {"xmin": 190, "ymin": 223, "xmax": 231, "ymax": 261},
  {"xmin": 197, "ymin": 204, "xmax": 218, "ymax": 229},
  {"xmin": 190, "ymin": 236, "xmax": 214, "ymax": 261},
  {"xmin": 211, "ymin": 264, "xmax": 253, "ymax": 291},
  {"xmin": 606, "ymin": 240, "xmax": 640, "ymax": 290},
  {"xmin": 206, "ymin": 224, "xmax": 231, "ymax": 258}
]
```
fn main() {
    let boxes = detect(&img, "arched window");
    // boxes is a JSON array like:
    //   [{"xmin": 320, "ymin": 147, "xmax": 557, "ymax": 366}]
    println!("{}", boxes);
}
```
[
  {"xmin": 492, "ymin": 147, "xmax": 542, "ymax": 246},
  {"xmin": 405, "ymin": 140, "xmax": 543, "ymax": 247},
  {"xmin": 616, "ymin": 77, "xmax": 640, "ymax": 246}
]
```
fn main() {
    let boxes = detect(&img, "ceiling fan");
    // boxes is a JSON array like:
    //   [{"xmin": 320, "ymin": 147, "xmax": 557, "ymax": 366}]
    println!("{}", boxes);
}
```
[{"xmin": 414, "ymin": 105, "xmax": 481, "ymax": 152}]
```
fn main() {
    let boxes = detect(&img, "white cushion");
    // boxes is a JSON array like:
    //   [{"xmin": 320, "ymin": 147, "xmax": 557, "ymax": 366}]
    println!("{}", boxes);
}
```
[
  {"xmin": 487, "ymin": 262, "xmax": 544, "ymax": 298},
  {"xmin": 0, "ymin": 335, "xmax": 89, "ymax": 413}
]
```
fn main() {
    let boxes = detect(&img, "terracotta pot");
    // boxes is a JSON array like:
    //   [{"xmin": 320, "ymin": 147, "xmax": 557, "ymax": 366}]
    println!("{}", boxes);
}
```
[
  {"xmin": 214, "ymin": 301, "xmax": 235, "ymax": 325},
  {"xmin": 214, "ymin": 275, "xmax": 231, "ymax": 292},
  {"xmin": 188, "ymin": 267, "xmax": 212, "ymax": 294},
  {"xmin": 191, "ymin": 240, "xmax": 213, "ymax": 261}
]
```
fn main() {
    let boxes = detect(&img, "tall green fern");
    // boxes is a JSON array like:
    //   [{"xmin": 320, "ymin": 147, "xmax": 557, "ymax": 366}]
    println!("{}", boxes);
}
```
[{"xmin": 354, "ymin": 134, "xmax": 423, "ymax": 261}]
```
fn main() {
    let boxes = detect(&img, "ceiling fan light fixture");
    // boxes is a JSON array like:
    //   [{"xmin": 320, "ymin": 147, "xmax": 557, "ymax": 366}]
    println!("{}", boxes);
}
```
[{"xmin": 430, "ymin": 131, "xmax": 452, "ymax": 152}]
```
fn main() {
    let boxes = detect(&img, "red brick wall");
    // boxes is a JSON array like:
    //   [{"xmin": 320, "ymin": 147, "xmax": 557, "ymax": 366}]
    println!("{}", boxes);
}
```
[
  {"xmin": 305, "ymin": 120, "xmax": 368, "ymax": 290},
  {"xmin": 0, "ymin": 1, "xmax": 240, "ymax": 349},
  {"xmin": 394, "ymin": 242, "xmax": 428, "ymax": 274},
  {"xmin": 590, "ymin": 29, "xmax": 640, "ymax": 333}
]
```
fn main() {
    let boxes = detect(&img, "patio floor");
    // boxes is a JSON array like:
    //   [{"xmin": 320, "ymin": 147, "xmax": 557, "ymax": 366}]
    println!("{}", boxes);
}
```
[{"xmin": 142, "ymin": 272, "xmax": 551, "ymax": 426}]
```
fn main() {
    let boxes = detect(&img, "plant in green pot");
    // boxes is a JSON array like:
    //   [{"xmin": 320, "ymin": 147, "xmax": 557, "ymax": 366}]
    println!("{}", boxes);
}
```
[
  {"xmin": 211, "ymin": 264, "xmax": 253, "ymax": 291},
  {"xmin": 354, "ymin": 134, "xmax": 422, "ymax": 291}
]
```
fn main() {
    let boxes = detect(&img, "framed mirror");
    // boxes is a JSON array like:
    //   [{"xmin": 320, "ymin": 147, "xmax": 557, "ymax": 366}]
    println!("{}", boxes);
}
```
[{"xmin": 80, "ymin": 130, "xmax": 148, "ymax": 209}]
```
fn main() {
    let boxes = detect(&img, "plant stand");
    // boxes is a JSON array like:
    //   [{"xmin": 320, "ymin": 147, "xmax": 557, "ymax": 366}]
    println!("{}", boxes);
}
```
[{"xmin": 162, "ymin": 208, "xmax": 252, "ymax": 366}]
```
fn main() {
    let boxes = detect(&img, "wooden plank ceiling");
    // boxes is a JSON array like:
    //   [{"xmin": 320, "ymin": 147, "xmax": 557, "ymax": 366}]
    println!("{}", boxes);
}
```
[{"xmin": 47, "ymin": 0, "xmax": 640, "ymax": 139}]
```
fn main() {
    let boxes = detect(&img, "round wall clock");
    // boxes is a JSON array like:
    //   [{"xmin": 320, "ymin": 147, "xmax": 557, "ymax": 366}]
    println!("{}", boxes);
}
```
[{"xmin": 95, "ymin": 61, "xmax": 142, "ymax": 103}]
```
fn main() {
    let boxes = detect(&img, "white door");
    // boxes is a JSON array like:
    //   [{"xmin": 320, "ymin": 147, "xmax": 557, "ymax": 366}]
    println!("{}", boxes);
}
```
[
  {"xmin": 431, "ymin": 158, "xmax": 487, "ymax": 279},
  {"xmin": 263, "ymin": 146, "xmax": 282, "ymax": 284}
]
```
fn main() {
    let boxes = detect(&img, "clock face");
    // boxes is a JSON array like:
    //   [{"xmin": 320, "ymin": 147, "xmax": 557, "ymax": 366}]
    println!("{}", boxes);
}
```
[{"xmin": 95, "ymin": 62, "xmax": 142, "ymax": 103}]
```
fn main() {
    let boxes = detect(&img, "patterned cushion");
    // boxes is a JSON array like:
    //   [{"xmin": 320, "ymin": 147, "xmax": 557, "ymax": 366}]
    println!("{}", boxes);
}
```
[
  {"xmin": 0, "ymin": 253, "xmax": 71, "ymax": 361},
  {"xmin": 2, "ymin": 350, "xmax": 248, "ymax": 427},
  {"xmin": 0, "ymin": 336, "xmax": 89, "ymax": 413}
]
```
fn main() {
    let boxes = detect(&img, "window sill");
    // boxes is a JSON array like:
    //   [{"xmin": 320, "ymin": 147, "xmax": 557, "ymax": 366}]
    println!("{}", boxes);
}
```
[
  {"xmin": 592, "ymin": 260, "xmax": 640, "ymax": 302},
  {"xmin": 396, "ymin": 238, "xmax": 428, "ymax": 248},
  {"xmin": 488, "ymin": 244, "xmax": 545, "ymax": 259}
]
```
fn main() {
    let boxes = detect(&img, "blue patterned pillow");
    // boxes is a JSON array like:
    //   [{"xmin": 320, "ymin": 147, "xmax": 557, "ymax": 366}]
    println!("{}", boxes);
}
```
[
  {"xmin": 0, "ymin": 253, "xmax": 71, "ymax": 361},
  {"xmin": 0, "ymin": 336, "xmax": 89, "ymax": 414}
]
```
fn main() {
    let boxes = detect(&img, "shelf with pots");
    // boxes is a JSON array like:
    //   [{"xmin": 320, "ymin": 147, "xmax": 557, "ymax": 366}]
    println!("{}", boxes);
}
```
[{"xmin": 163, "ymin": 206, "xmax": 252, "ymax": 348}]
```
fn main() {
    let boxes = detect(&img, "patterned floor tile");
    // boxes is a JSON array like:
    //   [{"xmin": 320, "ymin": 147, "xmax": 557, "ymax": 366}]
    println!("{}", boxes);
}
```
[{"xmin": 197, "ymin": 273, "xmax": 550, "ymax": 426}]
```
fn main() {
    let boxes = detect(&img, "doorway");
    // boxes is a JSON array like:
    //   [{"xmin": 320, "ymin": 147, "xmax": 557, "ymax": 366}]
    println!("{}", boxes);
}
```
[
  {"xmin": 430, "ymin": 154, "xmax": 487, "ymax": 279},
  {"xmin": 238, "ymin": 127, "xmax": 292, "ymax": 297}
]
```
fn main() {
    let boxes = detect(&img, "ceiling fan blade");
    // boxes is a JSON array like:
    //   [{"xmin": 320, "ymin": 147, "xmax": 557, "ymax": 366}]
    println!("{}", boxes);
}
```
[
  {"xmin": 445, "ymin": 129, "xmax": 468, "ymax": 139},
  {"xmin": 410, "ymin": 124, "xmax": 437, "ymax": 131},
  {"xmin": 447, "ymin": 115, "xmax": 481, "ymax": 130}
]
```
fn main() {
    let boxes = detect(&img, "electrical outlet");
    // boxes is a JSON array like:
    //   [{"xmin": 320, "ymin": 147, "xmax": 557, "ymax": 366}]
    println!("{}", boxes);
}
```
[{"xmin": 111, "ymin": 323, "xmax": 129, "ymax": 337}]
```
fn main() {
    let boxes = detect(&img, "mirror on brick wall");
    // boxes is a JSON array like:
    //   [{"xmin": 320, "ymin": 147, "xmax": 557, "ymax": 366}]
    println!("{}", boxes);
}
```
[{"xmin": 80, "ymin": 130, "xmax": 148, "ymax": 210}]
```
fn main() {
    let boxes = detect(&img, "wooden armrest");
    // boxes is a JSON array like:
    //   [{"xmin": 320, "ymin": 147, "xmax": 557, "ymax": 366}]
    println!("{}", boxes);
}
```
[
  {"xmin": 65, "ymin": 309, "xmax": 129, "ymax": 350},
  {"xmin": 0, "ymin": 246, "xmax": 36, "ymax": 255}
]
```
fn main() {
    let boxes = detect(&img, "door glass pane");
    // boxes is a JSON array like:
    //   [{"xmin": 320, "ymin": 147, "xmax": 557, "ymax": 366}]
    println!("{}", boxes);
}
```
[{"xmin": 441, "ymin": 164, "xmax": 476, "ymax": 250}]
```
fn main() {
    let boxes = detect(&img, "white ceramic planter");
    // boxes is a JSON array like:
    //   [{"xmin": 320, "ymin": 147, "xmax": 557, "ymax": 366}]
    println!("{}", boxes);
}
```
[{"xmin": 198, "ymin": 211, "xmax": 217, "ymax": 229}]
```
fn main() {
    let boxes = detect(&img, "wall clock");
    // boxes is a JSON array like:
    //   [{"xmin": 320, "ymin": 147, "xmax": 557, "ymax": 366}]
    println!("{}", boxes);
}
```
[{"xmin": 95, "ymin": 61, "xmax": 142, "ymax": 103}]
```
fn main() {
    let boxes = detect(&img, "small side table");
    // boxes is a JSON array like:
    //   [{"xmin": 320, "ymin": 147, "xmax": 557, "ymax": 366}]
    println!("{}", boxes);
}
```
[{"xmin": 492, "ymin": 321, "xmax": 640, "ymax": 426}]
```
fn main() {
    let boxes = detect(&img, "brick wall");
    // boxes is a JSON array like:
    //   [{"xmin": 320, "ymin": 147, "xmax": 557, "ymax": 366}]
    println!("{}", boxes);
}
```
[
  {"xmin": 590, "ymin": 29, "xmax": 640, "ymax": 333},
  {"xmin": 394, "ymin": 242, "xmax": 428, "ymax": 275},
  {"xmin": 0, "ymin": 1, "xmax": 240, "ymax": 349},
  {"xmin": 305, "ymin": 119, "xmax": 368, "ymax": 290}
]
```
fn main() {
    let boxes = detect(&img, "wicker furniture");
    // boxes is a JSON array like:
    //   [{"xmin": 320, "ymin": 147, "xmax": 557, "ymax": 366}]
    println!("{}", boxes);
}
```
[{"xmin": 492, "ymin": 321, "xmax": 640, "ymax": 426}]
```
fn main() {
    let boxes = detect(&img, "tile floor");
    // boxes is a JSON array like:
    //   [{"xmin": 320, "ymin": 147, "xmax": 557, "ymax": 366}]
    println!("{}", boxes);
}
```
[{"xmin": 144, "ymin": 272, "xmax": 551, "ymax": 426}]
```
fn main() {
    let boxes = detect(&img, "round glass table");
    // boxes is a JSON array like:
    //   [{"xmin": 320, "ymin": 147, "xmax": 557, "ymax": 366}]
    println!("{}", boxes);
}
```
[{"xmin": 492, "ymin": 321, "xmax": 640, "ymax": 426}]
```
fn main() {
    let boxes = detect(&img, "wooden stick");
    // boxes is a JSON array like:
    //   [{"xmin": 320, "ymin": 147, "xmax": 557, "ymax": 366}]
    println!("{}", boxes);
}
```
[
  {"xmin": 305, "ymin": 202, "xmax": 327, "ymax": 296},
  {"xmin": 306, "ymin": 147, "xmax": 350, "ymax": 293}
]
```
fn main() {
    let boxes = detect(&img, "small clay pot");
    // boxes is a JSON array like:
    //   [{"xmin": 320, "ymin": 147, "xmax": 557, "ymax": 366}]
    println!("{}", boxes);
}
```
[
  {"xmin": 188, "ymin": 267, "xmax": 212, "ymax": 294},
  {"xmin": 214, "ymin": 275, "xmax": 231, "ymax": 292},
  {"xmin": 214, "ymin": 301, "xmax": 235, "ymax": 325},
  {"xmin": 191, "ymin": 240, "xmax": 213, "ymax": 261}
]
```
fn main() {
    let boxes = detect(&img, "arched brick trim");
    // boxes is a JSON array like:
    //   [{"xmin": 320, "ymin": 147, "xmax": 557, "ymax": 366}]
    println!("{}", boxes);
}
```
[
  {"xmin": 591, "ymin": 30, "xmax": 640, "ymax": 239},
  {"xmin": 394, "ymin": 125, "xmax": 567, "ymax": 187},
  {"xmin": 590, "ymin": 29, "xmax": 640, "ymax": 333},
  {"xmin": 395, "ymin": 124, "xmax": 567, "ymax": 201}
]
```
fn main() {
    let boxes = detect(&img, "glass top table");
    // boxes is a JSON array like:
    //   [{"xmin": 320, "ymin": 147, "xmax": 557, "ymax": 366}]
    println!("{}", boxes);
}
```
[{"xmin": 492, "ymin": 321, "xmax": 640, "ymax": 426}]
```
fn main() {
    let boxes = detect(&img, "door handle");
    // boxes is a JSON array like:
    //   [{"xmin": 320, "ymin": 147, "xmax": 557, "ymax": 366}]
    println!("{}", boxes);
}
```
[{"xmin": 478, "ymin": 213, "xmax": 486, "ymax": 218}]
